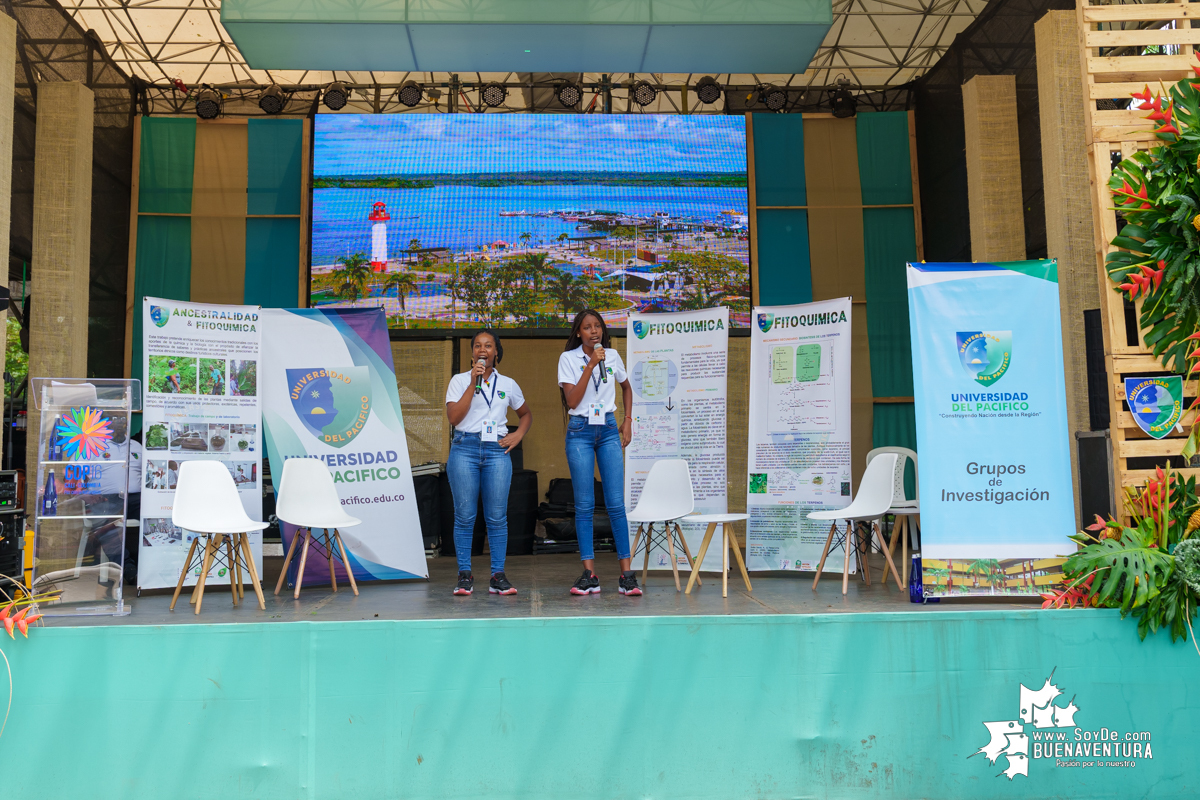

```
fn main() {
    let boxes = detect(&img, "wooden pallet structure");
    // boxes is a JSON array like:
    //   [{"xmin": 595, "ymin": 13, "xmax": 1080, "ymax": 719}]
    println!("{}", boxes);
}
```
[{"xmin": 1078, "ymin": 0, "xmax": 1200, "ymax": 514}]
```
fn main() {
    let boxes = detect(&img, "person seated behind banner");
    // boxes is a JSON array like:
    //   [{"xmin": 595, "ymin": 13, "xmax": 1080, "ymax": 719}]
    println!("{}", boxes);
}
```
[
  {"xmin": 444, "ymin": 329, "xmax": 532, "ymax": 597},
  {"xmin": 557, "ymin": 309, "xmax": 640, "ymax": 598}
]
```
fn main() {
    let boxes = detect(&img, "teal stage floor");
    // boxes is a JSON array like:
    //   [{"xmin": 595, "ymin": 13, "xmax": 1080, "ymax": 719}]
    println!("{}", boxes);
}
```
[{"xmin": 3, "ymin": 554, "xmax": 1195, "ymax": 799}]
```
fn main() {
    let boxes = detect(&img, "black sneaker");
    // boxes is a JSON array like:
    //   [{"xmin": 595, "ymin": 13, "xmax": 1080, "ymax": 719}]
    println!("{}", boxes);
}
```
[
  {"xmin": 618, "ymin": 571, "xmax": 642, "ymax": 596},
  {"xmin": 489, "ymin": 572, "xmax": 517, "ymax": 595},
  {"xmin": 453, "ymin": 571, "xmax": 473, "ymax": 596},
  {"xmin": 570, "ymin": 569, "xmax": 601, "ymax": 595}
]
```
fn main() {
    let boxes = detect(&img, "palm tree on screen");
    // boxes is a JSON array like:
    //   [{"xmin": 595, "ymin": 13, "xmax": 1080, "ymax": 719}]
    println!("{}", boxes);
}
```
[
  {"xmin": 384, "ymin": 271, "xmax": 418, "ymax": 328},
  {"xmin": 334, "ymin": 253, "xmax": 372, "ymax": 302},
  {"xmin": 549, "ymin": 270, "xmax": 588, "ymax": 320}
]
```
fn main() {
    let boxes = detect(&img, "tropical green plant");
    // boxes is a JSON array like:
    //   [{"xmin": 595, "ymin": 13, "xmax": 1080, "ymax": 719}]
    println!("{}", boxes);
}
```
[
  {"xmin": 333, "ymin": 253, "xmax": 372, "ymax": 302},
  {"xmin": 548, "ymin": 270, "xmax": 589, "ymax": 320},
  {"xmin": 383, "ymin": 271, "xmax": 418, "ymax": 329},
  {"xmin": 4, "ymin": 317, "xmax": 25, "ymax": 400}
]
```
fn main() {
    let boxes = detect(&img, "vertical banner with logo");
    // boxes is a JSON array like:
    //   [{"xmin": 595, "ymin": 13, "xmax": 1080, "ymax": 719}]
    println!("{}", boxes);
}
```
[
  {"xmin": 261, "ymin": 307, "xmax": 428, "ymax": 582},
  {"xmin": 139, "ymin": 298, "xmax": 263, "ymax": 589},
  {"xmin": 908, "ymin": 260, "xmax": 1071, "ymax": 596},
  {"xmin": 745, "ymin": 298, "xmax": 854, "ymax": 572},
  {"xmin": 625, "ymin": 307, "xmax": 728, "ymax": 570}
]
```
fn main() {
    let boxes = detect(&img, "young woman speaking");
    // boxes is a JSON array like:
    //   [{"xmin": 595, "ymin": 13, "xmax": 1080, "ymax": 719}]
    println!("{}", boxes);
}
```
[
  {"xmin": 445, "ymin": 329, "xmax": 532, "ymax": 596},
  {"xmin": 557, "ymin": 309, "xmax": 641, "ymax": 597}
]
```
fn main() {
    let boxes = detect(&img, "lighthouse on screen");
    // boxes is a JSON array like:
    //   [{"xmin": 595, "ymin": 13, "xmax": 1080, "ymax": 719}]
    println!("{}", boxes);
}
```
[{"xmin": 369, "ymin": 201, "xmax": 390, "ymax": 272}]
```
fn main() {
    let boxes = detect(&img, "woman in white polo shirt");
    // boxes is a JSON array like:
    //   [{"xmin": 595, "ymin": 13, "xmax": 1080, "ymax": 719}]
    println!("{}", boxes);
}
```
[
  {"xmin": 445, "ymin": 329, "xmax": 532, "ymax": 596},
  {"xmin": 557, "ymin": 309, "xmax": 640, "ymax": 597}
]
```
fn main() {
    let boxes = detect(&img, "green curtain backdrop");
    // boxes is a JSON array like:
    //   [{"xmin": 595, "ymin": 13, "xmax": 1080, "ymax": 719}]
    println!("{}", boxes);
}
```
[
  {"xmin": 247, "ymin": 118, "xmax": 303, "ymax": 215},
  {"xmin": 752, "ymin": 114, "xmax": 811, "ymax": 304},
  {"xmin": 245, "ymin": 217, "xmax": 301, "ymax": 307},
  {"xmin": 857, "ymin": 112, "xmax": 918, "ymax": 498},
  {"xmin": 137, "ymin": 117, "xmax": 195, "ymax": 214}
]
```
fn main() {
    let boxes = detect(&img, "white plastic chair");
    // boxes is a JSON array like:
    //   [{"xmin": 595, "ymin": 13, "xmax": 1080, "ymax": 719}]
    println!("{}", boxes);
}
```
[
  {"xmin": 274, "ymin": 458, "xmax": 362, "ymax": 598},
  {"xmin": 627, "ymin": 459, "xmax": 701, "ymax": 592},
  {"xmin": 866, "ymin": 446, "xmax": 920, "ymax": 588},
  {"xmin": 169, "ymin": 460, "xmax": 268, "ymax": 615},
  {"xmin": 807, "ymin": 453, "xmax": 902, "ymax": 595}
]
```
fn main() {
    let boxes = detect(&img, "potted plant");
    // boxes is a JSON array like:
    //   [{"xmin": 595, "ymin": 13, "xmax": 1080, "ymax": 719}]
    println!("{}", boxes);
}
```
[{"xmin": 237, "ymin": 439, "xmax": 248, "ymax": 451}]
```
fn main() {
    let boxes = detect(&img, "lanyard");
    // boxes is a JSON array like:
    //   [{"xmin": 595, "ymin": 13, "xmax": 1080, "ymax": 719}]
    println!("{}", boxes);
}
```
[
  {"xmin": 582, "ymin": 355, "xmax": 603, "ymax": 391},
  {"xmin": 477, "ymin": 375, "xmax": 499, "ymax": 409}
]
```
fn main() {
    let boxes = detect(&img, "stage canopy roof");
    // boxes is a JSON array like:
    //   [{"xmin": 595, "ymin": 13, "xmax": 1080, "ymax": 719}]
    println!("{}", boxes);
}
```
[{"xmin": 62, "ymin": 0, "xmax": 988, "ymax": 108}]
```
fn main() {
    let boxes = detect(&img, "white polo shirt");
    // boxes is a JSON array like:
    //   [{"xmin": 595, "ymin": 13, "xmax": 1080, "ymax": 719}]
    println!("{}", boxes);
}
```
[
  {"xmin": 445, "ymin": 368, "xmax": 525, "ymax": 435},
  {"xmin": 557, "ymin": 345, "xmax": 627, "ymax": 416}
]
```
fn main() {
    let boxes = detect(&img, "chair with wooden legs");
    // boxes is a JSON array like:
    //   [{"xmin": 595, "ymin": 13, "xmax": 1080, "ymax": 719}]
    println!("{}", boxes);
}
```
[
  {"xmin": 807, "ymin": 453, "xmax": 902, "ymax": 595},
  {"xmin": 684, "ymin": 513, "xmax": 751, "ymax": 597},
  {"xmin": 866, "ymin": 447, "xmax": 920, "ymax": 589},
  {"xmin": 169, "ymin": 461, "xmax": 268, "ymax": 615},
  {"xmin": 627, "ymin": 459, "xmax": 702, "ymax": 592},
  {"xmin": 273, "ymin": 458, "xmax": 361, "ymax": 599}
]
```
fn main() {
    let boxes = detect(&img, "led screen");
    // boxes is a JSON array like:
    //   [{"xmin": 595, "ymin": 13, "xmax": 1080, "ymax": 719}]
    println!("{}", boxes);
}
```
[{"xmin": 311, "ymin": 114, "xmax": 748, "ymax": 329}]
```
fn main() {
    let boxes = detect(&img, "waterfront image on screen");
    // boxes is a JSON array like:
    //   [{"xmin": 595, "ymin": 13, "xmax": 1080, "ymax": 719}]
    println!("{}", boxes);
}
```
[{"xmin": 311, "ymin": 115, "xmax": 749, "ymax": 328}]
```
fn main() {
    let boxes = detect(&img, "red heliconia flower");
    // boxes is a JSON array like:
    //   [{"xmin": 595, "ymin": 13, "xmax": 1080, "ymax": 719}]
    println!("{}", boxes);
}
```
[
  {"xmin": 1156, "ymin": 465, "xmax": 1165, "ymax": 481},
  {"xmin": 1186, "ymin": 330, "xmax": 1200, "ymax": 341},
  {"xmin": 15, "ymin": 608, "xmax": 37, "ymax": 638},
  {"xmin": 0, "ymin": 601, "xmax": 12, "ymax": 623},
  {"xmin": 1155, "ymin": 123, "xmax": 1180, "ymax": 136},
  {"xmin": 1086, "ymin": 514, "xmax": 1108, "ymax": 532},
  {"xmin": 1119, "ymin": 282, "xmax": 1139, "ymax": 299},
  {"xmin": 1147, "ymin": 98, "xmax": 1172, "ymax": 121},
  {"xmin": 2, "ymin": 614, "xmax": 13, "ymax": 638}
]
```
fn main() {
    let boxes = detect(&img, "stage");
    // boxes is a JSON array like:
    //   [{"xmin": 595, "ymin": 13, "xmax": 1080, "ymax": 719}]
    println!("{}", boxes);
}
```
[{"xmin": 5, "ymin": 553, "xmax": 1195, "ymax": 800}]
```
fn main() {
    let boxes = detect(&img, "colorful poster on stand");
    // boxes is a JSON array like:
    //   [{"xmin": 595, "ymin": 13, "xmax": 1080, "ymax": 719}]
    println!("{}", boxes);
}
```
[
  {"xmin": 745, "ymin": 298, "xmax": 854, "ymax": 572},
  {"xmin": 260, "ymin": 306, "xmax": 428, "ymax": 582},
  {"xmin": 907, "ymin": 260, "xmax": 1071, "ymax": 597},
  {"xmin": 139, "ymin": 298, "xmax": 263, "ymax": 590},
  {"xmin": 625, "ymin": 307, "xmax": 728, "ymax": 571}
]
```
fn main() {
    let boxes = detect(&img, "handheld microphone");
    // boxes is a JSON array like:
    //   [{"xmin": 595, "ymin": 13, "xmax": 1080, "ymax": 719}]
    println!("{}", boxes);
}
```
[
  {"xmin": 475, "ymin": 358, "xmax": 487, "ymax": 393},
  {"xmin": 598, "ymin": 350, "xmax": 608, "ymax": 384}
]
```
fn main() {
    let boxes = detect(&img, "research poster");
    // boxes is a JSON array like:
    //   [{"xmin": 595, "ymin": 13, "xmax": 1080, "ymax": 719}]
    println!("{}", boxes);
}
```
[
  {"xmin": 139, "ymin": 297, "xmax": 263, "ymax": 590},
  {"xmin": 625, "ymin": 307, "xmax": 729, "ymax": 571},
  {"xmin": 745, "ymin": 298, "xmax": 854, "ymax": 572},
  {"xmin": 261, "ymin": 306, "xmax": 428, "ymax": 583},
  {"xmin": 908, "ymin": 260, "xmax": 1071, "ymax": 597}
]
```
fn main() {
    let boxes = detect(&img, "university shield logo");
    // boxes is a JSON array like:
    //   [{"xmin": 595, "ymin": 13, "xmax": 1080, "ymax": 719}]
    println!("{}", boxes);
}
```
[
  {"xmin": 757, "ymin": 312, "xmax": 774, "ymax": 333},
  {"xmin": 149, "ymin": 305, "xmax": 170, "ymax": 328},
  {"xmin": 286, "ymin": 367, "xmax": 373, "ymax": 448},
  {"xmin": 1126, "ymin": 376, "xmax": 1183, "ymax": 439},
  {"xmin": 956, "ymin": 331, "xmax": 1013, "ymax": 386},
  {"xmin": 632, "ymin": 320, "xmax": 648, "ymax": 339}
]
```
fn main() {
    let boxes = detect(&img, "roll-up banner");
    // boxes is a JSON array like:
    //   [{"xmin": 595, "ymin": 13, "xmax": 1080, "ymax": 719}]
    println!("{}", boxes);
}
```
[
  {"xmin": 261, "ymin": 306, "xmax": 428, "ymax": 582},
  {"xmin": 625, "ymin": 307, "xmax": 728, "ymax": 571},
  {"xmin": 907, "ymin": 260, "xmax": 1070, "ymax": 597},
  {"xmin": 139, "ymin": 298, "xmax": 263, "ymax": 590},
  {"xmin": 745, "ymin": 298, "xmax": 854, "ymax": 572}
]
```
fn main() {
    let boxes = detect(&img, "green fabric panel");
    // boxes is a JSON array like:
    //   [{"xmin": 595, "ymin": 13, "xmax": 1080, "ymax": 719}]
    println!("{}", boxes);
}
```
[
  {"xmin": 855, "ymin": 111, "xmax": 912, "ymax": 206},
  {"xmin": 5, "ymin": 613, "xmax": 1196, "ymax": 798},
  {"xmin": 138, "ymin": 117, "xmax": 196, "ymax": 214},
  {"xmin": 756, "ymin": 209, "xmax": 811, "ymax": 305},
  {"xmin": 863, "ymin": 207, "xmax": 917, "ymax": 397},
  {"xmin": 751, "ymin": 113, "xmax": 805, "ymax": 207},
  {"xmin": 244, "ymin": 217, "xmax": 301, "ymax": 307},
  {"xmin": 131, "ymin": 215, "xmax": 191, "ymax": 389},
  {"xmin": 247, "ymin": 118, "xmax": 303, "ymax": 215},
  {"xmin": 873, "ymin": 402, "xmax": 918, "ymax": 500}
]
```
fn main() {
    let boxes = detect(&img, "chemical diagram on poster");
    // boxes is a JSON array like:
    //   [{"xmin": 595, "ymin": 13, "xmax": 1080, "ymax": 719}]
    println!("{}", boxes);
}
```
[
  {"xmin": 629, "ymin": 412, "xmax": 680, "ymax": 456},
  {"xmin": 631, "ymin": 359, "xmax": 678, "ymax": 400},
  {"xmin": 768, "ymin": 340, "xmax": 836, "ymax": 433}
]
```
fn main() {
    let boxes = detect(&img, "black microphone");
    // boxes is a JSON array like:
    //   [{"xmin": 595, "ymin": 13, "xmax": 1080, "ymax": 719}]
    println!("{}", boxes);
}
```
[
  {"xmin": 475, "ymin": 358, "xmax": 486, "ymax": 393},
  {"xmin": 598, "ymin": 349, "xmax": 608, "ymax": 383}
]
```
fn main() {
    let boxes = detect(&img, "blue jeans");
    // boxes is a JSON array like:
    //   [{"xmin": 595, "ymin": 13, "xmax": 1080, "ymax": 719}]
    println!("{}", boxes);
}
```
[
  {"xmin": 565, "ymin": 412, "xmax": 631, "ymax": 562},
  {"xmin": 447, "ymin": 431, "xmax": 512, "ymax": 574}
]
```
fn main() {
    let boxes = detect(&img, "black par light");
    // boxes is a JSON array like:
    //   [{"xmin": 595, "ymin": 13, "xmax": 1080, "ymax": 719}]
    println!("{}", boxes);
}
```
[
  {"xmin": 555, "ymin": 81, "xmax": 583, "ymax": 108},
  {"xmin": 258, "ymin": 84, "xmax": 286, "ymax": 114},
  {"xmin": 398, "ymin": 81, "xmax": 424, "ymax": 107},
  {"xmin": 758, "ymin": 84, "xmax": 787, "ymax": 112},
  {"xmin": 831, "ymin": 79, "xmax": 857, "ymax": 118},
  {"xmin": 322, "ymin": 81, "xmax": 349, "ymax": 111},
  {"xmin": 631, "ymin": 80, "xmax": 657, "ymax": 107},
  {"xmin": 194, "ymin": 87, "xmax": 221, "ymax": 119},
  {"xmin": 695, "ymin": 76, "xmax": 722, "ymax": 105},
  {"xmin": 481, "ymin": 82, "xmax": 508, "ymax": 107}
]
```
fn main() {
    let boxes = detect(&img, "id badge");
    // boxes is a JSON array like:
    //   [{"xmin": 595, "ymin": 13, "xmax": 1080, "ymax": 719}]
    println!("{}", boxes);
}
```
[
  {"xmin": 588, "ymin": 403, "xmax": 605, "ymax": 425},
  {"xmin": 482, "ymin": 421, "xmax": 499, "ymax": 442}
]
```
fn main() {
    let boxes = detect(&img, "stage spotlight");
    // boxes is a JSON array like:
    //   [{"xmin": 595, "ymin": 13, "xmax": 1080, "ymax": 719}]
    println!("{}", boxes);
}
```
[
  {"xmin": 695, "ymin": 76, "xmax": 722, "ymax": 105},
  {"xmin": 258, "ymin": 84, "xmax": 286, "ymax": 115},
  {"xmin": 631, "ymin": 80, "xmax": 657, "ymax": 107},
  {"xmin": 555, "ymin": 81, "xmax": 582, "ymax": 108},
  {"xmin": 481, "ymin": 82, "xmax": 507, "ymax": 107},
  {"xmin": 194, "ymin": 87, "xmax": 221, "ymax": 119},
  {"xmin": 831, "ymin": 77, "xmax": 857, "ymax": 118},
  {"xmin": 758, "ymin": 84, "xmax": 787, "ymax": 112},
  {"xmin": 398, "ymin": 81, "xmax": 424, "ymax": 107},
  {"xmin": 322, "ymin": 81, "xmax": 349, "ymax": 111}
]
